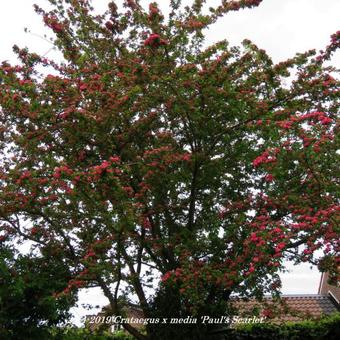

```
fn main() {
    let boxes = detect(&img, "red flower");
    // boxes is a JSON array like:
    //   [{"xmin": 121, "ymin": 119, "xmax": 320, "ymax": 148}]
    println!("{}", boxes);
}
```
[
  {"xmin": 277, "ymin": 120, "xmax": 293, "ymax": 129},
  {"xmin": 161, "ymin": 271, "xmax": 172, "ymax": 282},
  {"xmin": 110, "ymin": 156, "xmax": 120, "ymax": 163},
  {"xmin": 142, "ymin": 217, "xmax": 151, "ymax": 229},
  {"xmin": 273, "ymin": 227, "xmax": 282, "ymax": 234},
  {"xmin": 84, "ymin": 250, "xmax": 96, "ymax": 260},
  {"xmin": 100, "ymin": 160, "xmax": 110, "ymax": 169},
  {"xmin": 175, "ymin": 268, "xmax": 183, "ymax": 277},
  {"xmin": 31, "ymin": 227, "xmax": 39, "ymax": 235},
  {"xmin": 320, "ymin": 117, "xmax": 332, "ymax": 125},
  {"xmin": 149, "ymin": 3, "xmax": 159, "ymax": 15},
  {"xmin": 253, "ymin": 151, "xmax": 277, "ymax": 167},
  {"xmin": 250, "ymin": 232, "xmax": 258, "ymax": 242},
  {"xmin": 144, "ymin": 33, "xmax": 167, "ymax": 47},
  {"xmin": 105, "ymin": 21, "xmax": 114, "ymax": 31},
  {"xmin": 79, "ymin": 83, "xmax": 87, "ymax": 91},
  {"xmin": 265, "ymin": 174, "xmax": 274, "ymax": 182},
  {"xmin": 182, "ymin": 153, "xmax": 191, "ymax": 161},
  {"xmin": 246, "ymin": 265, "xmax": 255, "ymax": 275},
  {"xmin": 43, "ymin": 15, "xmax": 64, "ymax": 33},
  {"xmin": 275, "ymin": 242, "xmax": 285, "ymax": 253}
]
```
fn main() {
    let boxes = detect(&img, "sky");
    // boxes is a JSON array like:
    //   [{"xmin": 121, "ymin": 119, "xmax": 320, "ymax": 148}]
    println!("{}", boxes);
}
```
[{"xmin": 0, "ymin": 0, "xmax": 339, "ymax": 326}]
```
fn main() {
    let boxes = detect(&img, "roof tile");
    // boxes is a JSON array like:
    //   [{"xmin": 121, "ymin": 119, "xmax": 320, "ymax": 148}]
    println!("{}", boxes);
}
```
[{"xmin": 231, "ymin": 295, "xmax": 339, "ymax": 322}]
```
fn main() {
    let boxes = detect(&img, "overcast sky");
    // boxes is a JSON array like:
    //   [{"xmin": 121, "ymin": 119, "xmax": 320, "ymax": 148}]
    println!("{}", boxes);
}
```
[{"xmin": 0, "ymin": 0, "xmax": 339, "ymax": 326}]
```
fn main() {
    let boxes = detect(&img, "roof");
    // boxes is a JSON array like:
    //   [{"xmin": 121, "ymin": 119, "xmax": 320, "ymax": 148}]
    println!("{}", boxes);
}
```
[
  {"xmin": 231, "ymin": 294, "xmax": 339, "ymax": 323},
  {"xmin": 85, "ymin": 303, "xmax": 144, "ymax": 331}
]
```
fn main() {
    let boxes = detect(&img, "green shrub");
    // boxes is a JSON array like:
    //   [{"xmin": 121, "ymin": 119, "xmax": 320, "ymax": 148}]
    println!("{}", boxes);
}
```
[
  {"xmin": 49, "ymin": 326, "xmax": 134, "ymax": 340},
  {"xmin": 48, "ymin": 313, "xmax": 340, "ymax": 339},
  {"xmin": 225, "ymin": 313, "xmax": 340, "ymax": 339}
]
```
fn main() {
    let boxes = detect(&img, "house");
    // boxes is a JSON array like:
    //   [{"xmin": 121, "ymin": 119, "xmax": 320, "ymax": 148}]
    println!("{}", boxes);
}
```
[
  {"xmin": 232, "ymin": 294, "xmax": 339, "ymax": 323},
  {"xmin": 231, "ymin": 271, "xmax": 339, "ymax": 323},
  {"xmin": 319, "ymin": 271, "xmax": 340, "ymax": 304},
  {"xmin": 85, "ymin": 303, "xmax": 144, "ymax": 333}
]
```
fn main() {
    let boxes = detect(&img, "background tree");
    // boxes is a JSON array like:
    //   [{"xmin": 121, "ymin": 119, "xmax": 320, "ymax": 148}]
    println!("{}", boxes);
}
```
[
  {"xmin": 0, "ymin": 242, "xmax": 75, "ymax": 339},
  {"xmin": 0, "ymin": 0, "xmax": 339, "ymax": 339}
]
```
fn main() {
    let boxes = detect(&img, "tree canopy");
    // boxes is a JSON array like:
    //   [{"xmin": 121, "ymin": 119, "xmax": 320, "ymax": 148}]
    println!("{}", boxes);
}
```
[{"xmin": 0, "ymin": 0, "xmax": 339, "ymax": 339}]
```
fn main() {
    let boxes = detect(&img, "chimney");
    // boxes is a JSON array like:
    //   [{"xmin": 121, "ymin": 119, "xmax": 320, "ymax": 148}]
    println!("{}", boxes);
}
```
[{"xmin": 318, "ymin": 272, "xmax": 340, "ymax": 304}]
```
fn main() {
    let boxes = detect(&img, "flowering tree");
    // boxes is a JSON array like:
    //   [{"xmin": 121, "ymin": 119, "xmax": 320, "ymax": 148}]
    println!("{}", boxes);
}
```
[{"xmin": 0, "ymin": 0, "xmax": 339, "ymax": 338}]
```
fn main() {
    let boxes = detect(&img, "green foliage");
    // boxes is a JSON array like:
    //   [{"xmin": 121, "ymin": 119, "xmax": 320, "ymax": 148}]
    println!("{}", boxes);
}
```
[
  {"xmin": 227, "ymin": 313, "xmax": 340, "ymax": 340},
  {"xmin": 0, "ymin": 245, "xmax": 75, "ymax": 340},
  {"xmin": 50, "ymin": 326, "xmax": 134, "ymax": 340}
]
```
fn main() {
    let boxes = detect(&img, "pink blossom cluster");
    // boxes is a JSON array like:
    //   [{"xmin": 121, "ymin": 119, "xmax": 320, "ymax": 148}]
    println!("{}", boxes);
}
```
[{"xmin": 144, "ymin": 33, "xmax": 167, "ymax": 47}]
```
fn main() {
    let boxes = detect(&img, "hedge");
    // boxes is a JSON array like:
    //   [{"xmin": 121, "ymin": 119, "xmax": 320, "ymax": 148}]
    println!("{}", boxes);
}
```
[
  {"xmin": 48, "ymin": 313, "xmax": 340, "ymax": 339},
  {"xmin": 225, "ymin": 312, "xmax": 340, "ymax": 339},
  {"xmin": 50, "ymin": 328, "xmax": 134, "ymax": 340}
]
